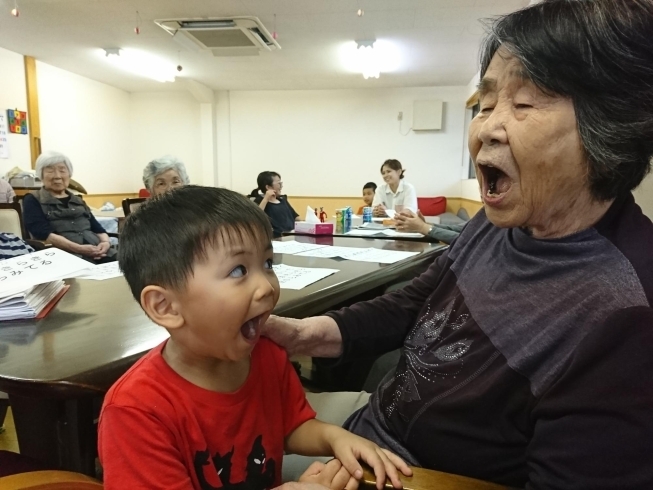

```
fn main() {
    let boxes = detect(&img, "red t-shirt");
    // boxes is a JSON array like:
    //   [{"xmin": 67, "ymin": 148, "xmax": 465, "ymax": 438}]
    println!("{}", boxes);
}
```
[{"xmin": 98, "ymin": 338, "xmax": 316, "ymax": 490}]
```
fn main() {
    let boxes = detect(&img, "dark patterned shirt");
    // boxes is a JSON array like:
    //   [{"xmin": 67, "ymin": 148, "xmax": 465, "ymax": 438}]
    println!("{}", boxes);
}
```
[{"xmin": 325, "ymin": 193, "xmax": 653, "ymax": 489}]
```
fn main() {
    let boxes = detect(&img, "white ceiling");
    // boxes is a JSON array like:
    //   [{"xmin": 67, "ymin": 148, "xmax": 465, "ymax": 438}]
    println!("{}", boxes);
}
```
[{"xmin": 0, "ymin": 0, "xmax": 529, "ymax": 93}]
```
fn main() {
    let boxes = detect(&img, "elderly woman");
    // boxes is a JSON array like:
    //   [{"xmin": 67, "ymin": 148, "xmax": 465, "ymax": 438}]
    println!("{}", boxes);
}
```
[
  {"xmin": 268, "ymin": 1, "xmax": 653, "ymax": 489},
  {"xmin": 142, "ymin": 155, "xmax": 190, "ymax": 197},
  {"xmin": 23, "ymin": 151, "xmax": 116, "ymax": 263}
]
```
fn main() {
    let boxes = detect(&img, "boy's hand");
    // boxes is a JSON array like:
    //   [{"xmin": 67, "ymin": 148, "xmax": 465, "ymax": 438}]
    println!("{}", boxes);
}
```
[
  {"xmin": 300, "ymin": 460, "xmax": 358, "ymax": 490},
  {"xmin": 328, "ymin": 430, "xmax": 412, "ymax": 490}
]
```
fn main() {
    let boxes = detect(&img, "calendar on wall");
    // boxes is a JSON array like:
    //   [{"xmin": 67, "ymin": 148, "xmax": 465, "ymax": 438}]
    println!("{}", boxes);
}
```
[{"xmin": 7, "ymin": 109, "xmax": 28, "ymax": 134}]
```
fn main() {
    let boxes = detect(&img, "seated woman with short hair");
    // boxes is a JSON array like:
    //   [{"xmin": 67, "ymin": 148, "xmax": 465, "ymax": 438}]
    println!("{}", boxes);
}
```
[
  {"xmin": 142, "ymin": 155, "xmax": 190, "ymax": 198},
  {"xmin": 23, "ymin": 151, "xmax": 116, "ymax": 263}
]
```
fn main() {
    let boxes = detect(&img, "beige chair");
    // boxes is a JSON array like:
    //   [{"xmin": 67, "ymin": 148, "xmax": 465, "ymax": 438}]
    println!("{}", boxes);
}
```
[
  {"xmin": 121, "ymin": 197, "xmax": 146, "ymax": 217},
  {"xmin": 0, "ymin": 202, "xmax": 27, "ymax": 237}
]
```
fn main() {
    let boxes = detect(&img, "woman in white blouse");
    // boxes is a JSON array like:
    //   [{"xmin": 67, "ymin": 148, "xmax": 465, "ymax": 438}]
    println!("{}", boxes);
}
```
[{"xmin": 372, "ymin": 159, "xmax": 418, "ymax": 217}]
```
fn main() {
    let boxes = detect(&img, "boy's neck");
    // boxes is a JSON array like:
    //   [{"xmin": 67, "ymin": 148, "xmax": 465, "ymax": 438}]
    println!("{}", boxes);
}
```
[{"xmin": 162, "ymin": 339, "xmax": 251, "ymax": 393}]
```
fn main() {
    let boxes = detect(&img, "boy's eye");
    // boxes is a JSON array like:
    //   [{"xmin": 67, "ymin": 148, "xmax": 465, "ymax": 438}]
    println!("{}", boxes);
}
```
[
  {"xmin": 264, "ymin": 258, "xmax": 274, "ymax": 270},
  {"xmin": 229, "ymin": 265, "xmax": 247, "ymax": 278}
]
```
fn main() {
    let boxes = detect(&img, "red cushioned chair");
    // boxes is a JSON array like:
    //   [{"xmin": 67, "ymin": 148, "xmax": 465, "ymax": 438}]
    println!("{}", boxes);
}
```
[
  {"xmin": 417, "ymin": 197, "xmax": 446, "ymax": 216},
  {"xmin": 138, "ymin": 188, "xmax": 150, "ymax": 198}
]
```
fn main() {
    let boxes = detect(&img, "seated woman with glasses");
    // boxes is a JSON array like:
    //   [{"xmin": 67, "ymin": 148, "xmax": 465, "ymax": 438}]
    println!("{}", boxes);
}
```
[{"xmin": 250, "ymin": 171, "xmax": 299, "ymax": 238}]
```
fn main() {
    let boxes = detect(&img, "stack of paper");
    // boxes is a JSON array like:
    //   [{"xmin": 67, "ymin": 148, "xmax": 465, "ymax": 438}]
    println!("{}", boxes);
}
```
[
  {"xmin": 0, "ymin": 280, "xmax": 68, "ymax": 321},
  {"xmin": 0, "ymin": 248, "xmax": 92, "ymax": 321}
]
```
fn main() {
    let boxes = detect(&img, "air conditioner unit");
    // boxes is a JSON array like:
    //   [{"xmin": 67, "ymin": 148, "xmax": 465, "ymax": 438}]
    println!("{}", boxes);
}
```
[{"xmin": 155, "ymin": 17, "xmax": 280, "ymax": 57}]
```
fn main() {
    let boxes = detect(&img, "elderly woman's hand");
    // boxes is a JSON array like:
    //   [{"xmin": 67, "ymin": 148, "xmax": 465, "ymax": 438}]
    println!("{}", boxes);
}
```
[
  {"xmin": 395, "ymin": 210, "xmax": 431, "ymax": 235},
  {"xmin": 93, "ymin": 241, "xmax": 111, "ymax": 260}
]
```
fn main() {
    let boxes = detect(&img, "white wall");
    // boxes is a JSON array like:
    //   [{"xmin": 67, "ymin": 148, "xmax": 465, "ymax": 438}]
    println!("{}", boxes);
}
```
[
  {"xmin": 461, "ymin": 71, "xmax": 481, "ymax": 201},
  {"xmin": 0, "ymin": 47, "xmax": 31, "ymax": 176},
  {"xmin": 128, "ymin": 92, "xmax": 202, "ymax": 188},
  {"xmin": 222, "ymin": 87, "xmax": 469, "ymax": 197},
  {"xmin": 633, "ymin": 173, "xmax": 653, "ymax": 219},
  {"xmin": 37, "ymin": 61, "xmax": 132, "ymax": 193}
]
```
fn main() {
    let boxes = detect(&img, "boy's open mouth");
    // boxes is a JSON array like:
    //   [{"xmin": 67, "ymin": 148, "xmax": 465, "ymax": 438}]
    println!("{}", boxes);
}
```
[{"xmin": 240, "ymin": 314, "xmax": 266, "ymax": 344}]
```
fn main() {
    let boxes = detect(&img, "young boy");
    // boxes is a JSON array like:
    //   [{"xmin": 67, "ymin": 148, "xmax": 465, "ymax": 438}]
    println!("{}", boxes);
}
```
[
  {"xmin": 357, "ymin": 182, "xmax": 377, "ymax": 215},
  {"xmin": 98, "ymin": 186, "xmax": 410, "ymax": 490}
]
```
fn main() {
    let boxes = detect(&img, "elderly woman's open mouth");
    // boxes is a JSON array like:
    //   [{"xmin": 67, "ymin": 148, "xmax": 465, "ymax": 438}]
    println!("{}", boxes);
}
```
[{"xmin": 478, "ymin": 162, "xmax": 513, "ymax": 205}]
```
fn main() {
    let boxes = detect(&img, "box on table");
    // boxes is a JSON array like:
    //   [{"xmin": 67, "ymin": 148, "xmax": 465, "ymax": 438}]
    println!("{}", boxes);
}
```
[{"xmin": 294, "ymin": 221, "xmax": 334, "ymax": 235}]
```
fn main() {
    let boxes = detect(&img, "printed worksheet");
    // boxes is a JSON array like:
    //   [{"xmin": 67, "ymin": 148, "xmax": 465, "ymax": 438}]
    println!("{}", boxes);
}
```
[
  {"xmin": 272, "ymin": 264, "xmax": 339, "ymax": 290},
  {"xmin": 295, "ymin": 246, "xmax": 418, "ymax": 264},
  {"xmin": 0, "ymin": 249, "xmax": 90, "ymax": 296},
  {"xmin": 74, "ymin": 262, "xmax": 123, "ymax": 281},
  {"xmin": 272, "ymin": 241, "xmax": 329, "ymax": 255}
]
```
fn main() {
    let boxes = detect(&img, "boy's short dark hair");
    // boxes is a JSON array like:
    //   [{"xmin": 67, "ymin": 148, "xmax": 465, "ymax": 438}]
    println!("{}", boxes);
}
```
[
  {"xmin": 119, "ymin": 185, "xmax": 273, "ymax": 302},
  {"xmin": 363, "ymin": 182, "xmax": 377, "ymax": 192}
]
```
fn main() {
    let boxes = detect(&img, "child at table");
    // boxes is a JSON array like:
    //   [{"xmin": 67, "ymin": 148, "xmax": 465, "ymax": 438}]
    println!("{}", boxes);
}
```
[
  {"xmin": 356, "ymin": 182, "xmax": 377, "ymax": 215},
  {"xmin": 98, "ymin": 185, "xmax": 410, "ymax": 490}
]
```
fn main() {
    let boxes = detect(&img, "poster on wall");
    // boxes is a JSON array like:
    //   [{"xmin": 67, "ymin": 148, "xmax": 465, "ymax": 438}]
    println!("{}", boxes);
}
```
[
  {"xmin": 7, "ymin": 109, "xmax": 28, "ymax": 135},
  {"xmin": 0, "ymin": 113, "xmax": 9, "ymax": 159}
]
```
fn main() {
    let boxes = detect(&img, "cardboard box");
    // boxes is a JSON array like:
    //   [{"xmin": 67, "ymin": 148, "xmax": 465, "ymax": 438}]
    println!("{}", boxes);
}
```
[{"xmin": 294, "ymin": 222, "xmax": 334, "ymax": 235}]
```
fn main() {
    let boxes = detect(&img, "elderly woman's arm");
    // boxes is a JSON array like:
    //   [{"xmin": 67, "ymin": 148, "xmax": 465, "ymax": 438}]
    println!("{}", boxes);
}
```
[{"xmin": 264, "ymin": 250, "xmax": 449, "ymax": 360}]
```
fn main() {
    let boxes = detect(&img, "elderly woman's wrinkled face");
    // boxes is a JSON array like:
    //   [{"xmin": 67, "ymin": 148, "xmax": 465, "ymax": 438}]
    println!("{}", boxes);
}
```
[
  {"xmin": 152, "ymin": 169, "xmax": 183, "ymax": 197},
  {"xmin": 469, "ymin": 49, "xmax": 588, "ymax": 233},
  {"xmin": 42, "ymin": 163, "xmax": 70, "ymax": 195}
]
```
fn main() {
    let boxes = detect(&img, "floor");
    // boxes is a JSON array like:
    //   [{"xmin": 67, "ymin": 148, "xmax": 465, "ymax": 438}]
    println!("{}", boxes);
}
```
[{"xmin": 0, "ymin": 407, "xmax": 20, "ymax": 453}]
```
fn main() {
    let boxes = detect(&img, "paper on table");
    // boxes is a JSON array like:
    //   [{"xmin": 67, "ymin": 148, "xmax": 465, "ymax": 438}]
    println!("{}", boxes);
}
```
[
  {"xmin": 345, "ymin": 229, "xmax": 385, "ymax": 236},
  {"xmin": 294, "ymin": 246, "xmax": 363, "ymax": 259},
  {"xmin": 272, "ymin": 241, "xmax": 329, "ymax": 255},
  {"xmin": 0, "ymin": 248, "xmax": 91, "ymax": 297},
  {"xmin": 304, "ymin": 206, "xmax": 320, "ymax": 224},
  {"xmin": 338, "ymin": 247, "xmax": 419, "ymax": 264},
  {"xmin": 272, "ymin": 264, "xmax": 338, "ymax": 290},
  {"xmin": 381, "ymin": 229, "xmax": 424, "ymax": 238},
  {"xmin": 295, "ymin": 246, "xmax": 418, "ymax": 264},
  {"xmin": 74, "ymin": 262, "xmax": 123, "ymax": 281},
  {"xmin": 384, "ymin": 209, "xmax": 396, "ymax": 219}
]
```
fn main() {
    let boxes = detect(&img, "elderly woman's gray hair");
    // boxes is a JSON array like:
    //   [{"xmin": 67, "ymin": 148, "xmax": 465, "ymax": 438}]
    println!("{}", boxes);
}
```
[
  {"xmin": 142, "ymin": 155, "xmax": 190, "ymax": 191},
  {"xmin": 35, "ymin": 151, "xmax": 73, "ymax": 179}
]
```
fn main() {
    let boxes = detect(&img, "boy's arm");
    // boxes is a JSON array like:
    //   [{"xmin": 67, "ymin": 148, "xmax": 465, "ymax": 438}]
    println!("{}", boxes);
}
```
[
  {"xmin": 99, "ymin": 405, "xmax": 194, "ymax": 490},
  {"xmin": 285, "ymin": 419, "xmax": 410, "ymax": 490}
]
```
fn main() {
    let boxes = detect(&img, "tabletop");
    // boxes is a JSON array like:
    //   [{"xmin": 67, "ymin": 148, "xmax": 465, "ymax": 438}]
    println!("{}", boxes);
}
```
[{"xmin": 0, "ymin": 236, "xmax": 446, "ymax": 397}]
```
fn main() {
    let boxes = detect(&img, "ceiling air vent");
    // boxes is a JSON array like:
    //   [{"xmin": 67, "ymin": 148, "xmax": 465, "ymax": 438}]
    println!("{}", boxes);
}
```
[{"xmin": 155, "ymin": 17, "xmax": 280, "ymax": 57}]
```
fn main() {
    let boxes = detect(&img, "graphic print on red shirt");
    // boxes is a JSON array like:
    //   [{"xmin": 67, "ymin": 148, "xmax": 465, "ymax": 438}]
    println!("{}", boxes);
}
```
[{"xmin": 98, "ymin": 338, "xmax": 316, "ymax": 490}]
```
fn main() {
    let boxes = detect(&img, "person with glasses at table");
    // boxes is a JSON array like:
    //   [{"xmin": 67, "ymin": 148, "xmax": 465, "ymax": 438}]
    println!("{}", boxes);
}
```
[{"xmin": 251, "ymin": 171, "xmax": 299, "ymax": 238}]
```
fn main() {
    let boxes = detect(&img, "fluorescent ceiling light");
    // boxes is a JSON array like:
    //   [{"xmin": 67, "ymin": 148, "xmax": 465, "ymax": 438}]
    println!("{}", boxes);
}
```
[
  {"xmin": 101, "ymin": 48, "xmax": 177, "ymax": 83},
  {"xmin": 340, "ymin": 40, "xmax": 401, "ymax": 79}
]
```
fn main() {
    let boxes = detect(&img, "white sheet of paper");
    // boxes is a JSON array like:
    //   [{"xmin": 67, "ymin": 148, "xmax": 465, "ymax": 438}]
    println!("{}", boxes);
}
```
[
  {"xmin": 304, "ymin": 206, "xmax": 320, "ymax": 224},
  {"xmin": 74, "ymin": 262, "xmax": 123, "ymax": 281},
  {"xmin": 294, "ymin": 246, "xmax": 363, "ymax": 259},
  {"xmin": 344, "ymin": 229, "xmax": 385, "ymax": 236},
  {"xmin": 384, "ymin": 209, "xmax": 396, "ymax": 219},
  {"xmin": 272, "ymin": 264, "xmax": 338, "ymax": 290},
  {"xmin": 338, "ymin": 247, "xmax": 419, "ymax": 264},
  {"xmin": 381, "ymin": 230, "xmax": 424, "ymax": 238},
  {"xmin": 295, "ymin": 246, "xmax": 418, "ymax": 264},
  {"xmin": 272, "ymin": 241, "xmax": 329, "ymax": 255},
  {"xmin": 0, "ymin": 248, "xmax": 91, "ymax": 297}
]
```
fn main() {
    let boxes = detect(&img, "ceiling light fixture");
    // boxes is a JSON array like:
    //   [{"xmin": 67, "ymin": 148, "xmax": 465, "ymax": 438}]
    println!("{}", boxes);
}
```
[
  {"xmin": 101, "ymin": 48, "xmax": 177, "ymax": 83},
  {"xmin": 356, "ymin": 40, "xmax": 380, "ymax": 79},
  {"xmin": 357, "ymin": 9, "xmax": 364, "ymax": 17},
  {"xmin": 11, "ymin": 0, "xmax": 19, "ymax": 17}
]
